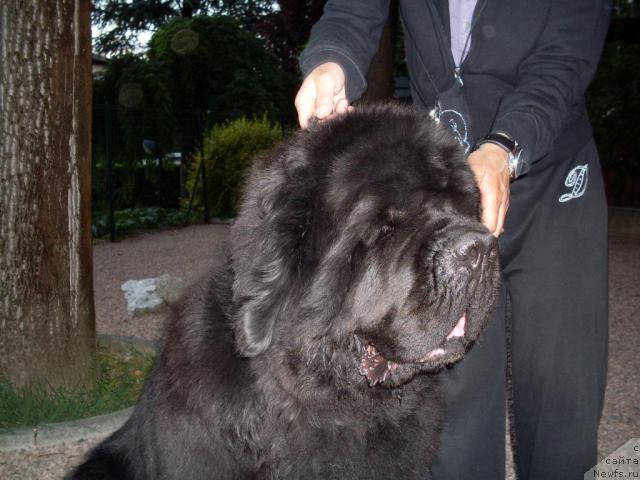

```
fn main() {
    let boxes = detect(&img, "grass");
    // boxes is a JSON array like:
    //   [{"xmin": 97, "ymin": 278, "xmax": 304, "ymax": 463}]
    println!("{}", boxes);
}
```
[{"xmin": 0, "ymin": 343, "xmax": 155, "ymax": 430}]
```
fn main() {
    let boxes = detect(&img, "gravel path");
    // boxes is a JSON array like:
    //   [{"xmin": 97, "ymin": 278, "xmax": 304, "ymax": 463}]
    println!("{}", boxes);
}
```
[
  {"xmin": 599, "ymin": 233, "xmax": 640, "ymax": 457},
  {"xmin": 1, "ymin": 225, "xmax": 638, "ymax": 479},
  {"xmin": 93, "ymin": 224, "xmax": 229, "ymax": 341}
]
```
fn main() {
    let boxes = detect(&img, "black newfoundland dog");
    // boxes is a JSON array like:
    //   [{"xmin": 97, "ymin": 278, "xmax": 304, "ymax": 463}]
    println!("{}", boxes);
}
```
[{"xmin": 70, "ymin": 104, "xmax": 500, "ymax": 480}]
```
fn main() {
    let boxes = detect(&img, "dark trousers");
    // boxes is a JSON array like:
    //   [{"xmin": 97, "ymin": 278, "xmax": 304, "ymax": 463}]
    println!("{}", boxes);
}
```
[{"xmin": 430, "ymin": 139, "xmax": 609, "ymax": 480}]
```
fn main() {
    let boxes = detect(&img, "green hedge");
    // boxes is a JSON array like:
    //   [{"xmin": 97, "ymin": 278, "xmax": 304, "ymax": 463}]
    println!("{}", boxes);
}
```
[
  {"xmin": 184, "ymin": 117, "xmax": 281, "ymax": 218},
  {"xmin": 92, "ymin": 160, "xmax": 182, "ymax": 213},
  {"xmin": 587, "ymin": 41, "xmax": 640, "ymax": 206},
  {"xmin": 92, "ymin": 207, "xmax": 189, "ymax": 239}
]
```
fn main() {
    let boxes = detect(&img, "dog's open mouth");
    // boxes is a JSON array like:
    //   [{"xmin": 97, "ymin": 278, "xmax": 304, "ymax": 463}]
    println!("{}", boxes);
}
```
[{"xmin": 357, "ymin": 313, "xmax": 468, "ymax": 387}]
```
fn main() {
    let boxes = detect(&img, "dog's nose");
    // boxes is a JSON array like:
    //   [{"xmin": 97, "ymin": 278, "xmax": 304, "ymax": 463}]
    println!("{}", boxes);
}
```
[{"xmin": 449, "ymin": 230, "xmax": 497, "ymax": 270}]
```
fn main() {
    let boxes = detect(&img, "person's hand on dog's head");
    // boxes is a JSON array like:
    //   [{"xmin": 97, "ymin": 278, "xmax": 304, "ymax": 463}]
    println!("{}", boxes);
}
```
[
  {"xmin": 467, "ymin": 143, "xmax": 511, "ymax": 237},
  {"xmin": 295, "ymin": 63, "xmax": 509, "ymax": 239},
  {"xmin": 295, "ymin": 62, "xmax": 351, "ymax": 128}
]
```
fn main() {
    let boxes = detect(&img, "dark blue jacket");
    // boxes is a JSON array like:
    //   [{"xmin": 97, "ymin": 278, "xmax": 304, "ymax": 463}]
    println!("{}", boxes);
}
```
[{"xmin": 300, "ymin": 0, "xmax": 612, "ymax": 174}]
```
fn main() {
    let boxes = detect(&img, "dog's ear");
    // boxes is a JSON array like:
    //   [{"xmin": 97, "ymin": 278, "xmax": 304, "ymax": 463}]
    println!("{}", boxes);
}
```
[{"xmin": 230, "ymin": 150, "xmax": 310, "ymax": 357}]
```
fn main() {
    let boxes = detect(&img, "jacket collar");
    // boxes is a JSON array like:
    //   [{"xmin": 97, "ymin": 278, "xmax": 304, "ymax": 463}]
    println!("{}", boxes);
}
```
[{"xmin": 433, "ymin": 0, "xmax": 451, "ymax": 46}]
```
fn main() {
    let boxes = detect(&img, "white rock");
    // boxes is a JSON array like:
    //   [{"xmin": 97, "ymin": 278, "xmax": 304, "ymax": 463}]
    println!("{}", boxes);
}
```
[{"xmin": 120, "ymin": 275, "xmax": 186, "ymax": 316}]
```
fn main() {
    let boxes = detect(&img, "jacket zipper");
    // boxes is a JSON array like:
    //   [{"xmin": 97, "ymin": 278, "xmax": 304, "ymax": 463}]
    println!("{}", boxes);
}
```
[
  {"xmin": 457, "ymin": 0, "xmax": 488, "ymax": 83},
  {"xmin": 425, "ymin": 0, "xmax": 488, "ymax": 87}
]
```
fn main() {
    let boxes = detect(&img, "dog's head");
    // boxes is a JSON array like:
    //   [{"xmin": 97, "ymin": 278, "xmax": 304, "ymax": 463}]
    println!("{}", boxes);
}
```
[{"xmin": 231, "ymin": 104, "xmax": 500, "ymax": 389}]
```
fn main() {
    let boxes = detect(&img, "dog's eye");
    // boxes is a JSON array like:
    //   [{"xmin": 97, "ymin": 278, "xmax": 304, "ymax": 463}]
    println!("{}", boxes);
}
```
[
  {"xmin": 375, "ymin": 207, "xmax": 405, "ymax": 242},
  {"xmin": 379, "ymin": 224, "xmax": 394, "ymax": 238}
]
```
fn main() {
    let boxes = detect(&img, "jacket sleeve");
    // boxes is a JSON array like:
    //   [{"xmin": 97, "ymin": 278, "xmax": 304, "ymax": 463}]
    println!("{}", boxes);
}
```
[
  {"xmin": 491, "ymin": 0, "xmax": 612, "ymax": 172},
  {"xmin": 299, "ymin": 0, "xmax": 390, "ymax": 102}
]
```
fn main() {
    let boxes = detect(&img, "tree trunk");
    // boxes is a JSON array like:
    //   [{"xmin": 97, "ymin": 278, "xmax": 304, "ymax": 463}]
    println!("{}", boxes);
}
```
[
  {"xmin": 0, "ymin": 0, "xmax": 95, "ymax": 389},
  {"xmin": 360, "ymin": 0, "xmax": 399, "ymax": 102}
]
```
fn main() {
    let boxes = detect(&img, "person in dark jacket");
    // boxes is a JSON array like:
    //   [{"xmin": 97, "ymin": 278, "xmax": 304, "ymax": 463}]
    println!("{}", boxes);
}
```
[{"xmin": 296, "ymin": 1, "xmax": 612, "ymax": 479}]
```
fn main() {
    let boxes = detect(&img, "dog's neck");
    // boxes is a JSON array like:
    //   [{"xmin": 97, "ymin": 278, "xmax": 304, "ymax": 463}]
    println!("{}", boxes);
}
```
[{"xmin": 250, "ymin": 340, "xmax": 408, "ymax": 430}]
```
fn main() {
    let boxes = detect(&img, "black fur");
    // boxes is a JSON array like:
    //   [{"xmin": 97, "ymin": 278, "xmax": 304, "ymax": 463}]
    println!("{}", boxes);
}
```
[{"xmin": 69, "ymin": 104, "xmax": 501, "ymax": 480}]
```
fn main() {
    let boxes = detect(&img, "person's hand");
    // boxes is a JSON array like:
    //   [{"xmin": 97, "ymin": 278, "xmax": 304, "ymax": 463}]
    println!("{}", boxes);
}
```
[
  {"xmin": 467, "ymin": 143, "xmax": 510, "ymax": 237},
  {"xmin": 295, "ymin": 62, "xmax": 350, "ymax": 128}
]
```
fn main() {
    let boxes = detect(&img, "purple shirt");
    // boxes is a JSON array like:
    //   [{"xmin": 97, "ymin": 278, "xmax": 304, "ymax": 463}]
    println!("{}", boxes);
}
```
[{"xmin": 449, "ymin": 0, "xmax": 477, "ymax": 67}]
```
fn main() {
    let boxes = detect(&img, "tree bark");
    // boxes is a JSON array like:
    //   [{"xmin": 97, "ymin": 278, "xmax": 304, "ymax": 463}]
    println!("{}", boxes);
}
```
[{"xmin": 0, "ymin": 0, "xmax": 95, "ymax": 389}]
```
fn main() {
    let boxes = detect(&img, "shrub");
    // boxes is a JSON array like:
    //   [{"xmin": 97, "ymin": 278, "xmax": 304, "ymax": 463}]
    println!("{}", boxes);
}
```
[
  {"xmin": 184, "ymin": 117, "xmax": 281, "ymax": 218},
  {"xmin": 93, "ymin": 158, "xmax": 182, "ymax": 214},
  {"xmin": 92, "ymin": 207, "xmax": 190, "ymax": 239}
]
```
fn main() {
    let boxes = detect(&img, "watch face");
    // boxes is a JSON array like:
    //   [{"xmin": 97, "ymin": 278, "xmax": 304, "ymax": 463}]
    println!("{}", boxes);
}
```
[{"xmin": 509, "ymin": 149, "xmax": 524, "ymax": 179}]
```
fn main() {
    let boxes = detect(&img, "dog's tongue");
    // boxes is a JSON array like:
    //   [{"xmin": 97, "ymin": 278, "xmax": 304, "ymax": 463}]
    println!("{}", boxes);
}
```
[
  {"xmin": 424, "ymin": 313, "xmax": 466, "ymax": 360},
  {"xmin": 446, "ymin": 313, "xmax": 466, "ymax": 339}
]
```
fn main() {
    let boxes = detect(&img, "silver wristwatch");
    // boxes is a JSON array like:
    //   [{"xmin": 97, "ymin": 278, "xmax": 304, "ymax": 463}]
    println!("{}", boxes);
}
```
[{"xmin": 475, "ymin": 132, "xmax": 524, "ymax": 180}]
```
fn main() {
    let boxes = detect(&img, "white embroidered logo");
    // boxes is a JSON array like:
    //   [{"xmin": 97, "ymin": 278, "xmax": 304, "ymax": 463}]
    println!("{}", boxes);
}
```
[
  {"xmin": 430, "ymin": 107, "xmax": 471, "ymax": 153},
  {"xmin": 559, "ymin": 164, "xmax": 588, "ymax": 203}
]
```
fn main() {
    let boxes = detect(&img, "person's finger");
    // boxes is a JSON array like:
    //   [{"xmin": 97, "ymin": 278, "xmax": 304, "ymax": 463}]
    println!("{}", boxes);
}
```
[
  {"xmin": 494, "ymin": 185, "xmax": 510, "ymax": 237},
  {"xmin": 480, "ymin": 182, "xmax": 500, "ymax": 236},
  {"xmin": 295, "ymin": 77, "xmax": 316, "ymax": 129},
  {"xmin": 335, "ymin": 96, "xmax": 349, "ymax": 115},
  {"xmin": 494, "ymin": 196, "xmax": 507, "ymax": 237},
  {"xmin": 314, "ymin": 72, "xmax": 338, "ymax": 119}
]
